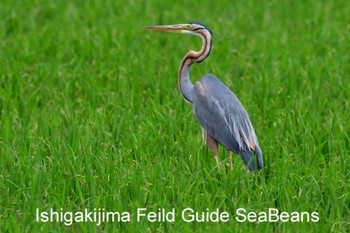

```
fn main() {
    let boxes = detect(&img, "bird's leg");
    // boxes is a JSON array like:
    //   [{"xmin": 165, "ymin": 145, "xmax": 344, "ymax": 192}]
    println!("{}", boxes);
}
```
[
  {"xmin": 206, "ymin": 134, "xmax": 220, "ymax": 167},
  {"xmin": 228, "ymin": 150, "xmax": 233, "ymax": 170}
]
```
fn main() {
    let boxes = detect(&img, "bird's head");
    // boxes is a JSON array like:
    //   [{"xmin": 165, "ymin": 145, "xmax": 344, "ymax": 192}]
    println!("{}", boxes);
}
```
[
  {"xmin": 144, "ymin": 22, "xmax": 212, "ymax": 37},
  {"xmin": 144, "ymin": 22, "xmax": 213, "ymax": 64}
]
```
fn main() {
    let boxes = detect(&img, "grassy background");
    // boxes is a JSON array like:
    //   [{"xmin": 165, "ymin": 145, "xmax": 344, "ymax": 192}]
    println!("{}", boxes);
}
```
[{"xmin": 1, "ymin": 0, "xmax": 350, "ymax": 232}]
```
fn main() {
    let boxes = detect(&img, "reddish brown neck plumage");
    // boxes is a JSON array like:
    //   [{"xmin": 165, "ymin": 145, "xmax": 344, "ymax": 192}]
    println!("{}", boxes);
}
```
[{"xmin": 178, "ymin": 28, "xmax": 212, "ymax": 104}]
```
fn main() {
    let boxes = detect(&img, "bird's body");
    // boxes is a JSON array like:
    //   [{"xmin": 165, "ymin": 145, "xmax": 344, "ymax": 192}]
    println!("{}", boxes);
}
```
[
  {"xmin": 145, "ymin": 22, "xmax": 263, "ymax": 170},
  {"xmin": 193, "ymin": 74, "xmax": 262, "ymax": 170}
]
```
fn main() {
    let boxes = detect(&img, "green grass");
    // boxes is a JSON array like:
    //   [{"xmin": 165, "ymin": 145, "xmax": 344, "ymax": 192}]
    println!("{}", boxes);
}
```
[{"xmin": 1, "ymin": 0, "xmax": 350, "ymax": 232}]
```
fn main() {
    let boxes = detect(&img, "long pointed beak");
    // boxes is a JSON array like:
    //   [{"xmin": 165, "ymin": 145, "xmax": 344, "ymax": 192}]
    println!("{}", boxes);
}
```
[{"xmin": 144, "ymin": 24, "xmax": 189, "ymax": 33}]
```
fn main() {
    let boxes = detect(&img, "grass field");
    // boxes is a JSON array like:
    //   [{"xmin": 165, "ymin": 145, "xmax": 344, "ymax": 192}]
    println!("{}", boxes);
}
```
[{"xmin": 1, "ymin": 0, "xmax": 350, "ymax": 232}]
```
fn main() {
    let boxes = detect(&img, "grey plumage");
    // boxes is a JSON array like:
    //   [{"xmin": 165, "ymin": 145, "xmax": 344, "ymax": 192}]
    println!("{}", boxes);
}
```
[{"xmin": 193, "ymin": 74, "xmax": 263, "ymax": 170}]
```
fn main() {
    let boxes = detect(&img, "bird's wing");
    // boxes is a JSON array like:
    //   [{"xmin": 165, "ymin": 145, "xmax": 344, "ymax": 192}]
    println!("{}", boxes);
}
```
[{"xmin": 193, "ymin": 74, "xmax": 263, "ymax": 170}]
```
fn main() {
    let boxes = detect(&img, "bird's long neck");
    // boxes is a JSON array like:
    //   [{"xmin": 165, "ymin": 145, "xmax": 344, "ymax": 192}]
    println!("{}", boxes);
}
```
[{"xmin": 178, "ymin": 30, "xmax": 212, "ymax": 104}]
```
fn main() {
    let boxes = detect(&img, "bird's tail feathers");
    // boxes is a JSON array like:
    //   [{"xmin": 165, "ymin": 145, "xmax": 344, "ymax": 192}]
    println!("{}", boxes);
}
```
[{"xmin": 240, "ymin": 146, "xmax": 263, "ymax": 171}]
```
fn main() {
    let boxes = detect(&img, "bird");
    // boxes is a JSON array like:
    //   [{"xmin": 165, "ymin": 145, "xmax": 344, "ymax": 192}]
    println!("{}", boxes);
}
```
[{"xmin": 144, "ymin": 22, "xmax": 263, "ymax": 171}]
